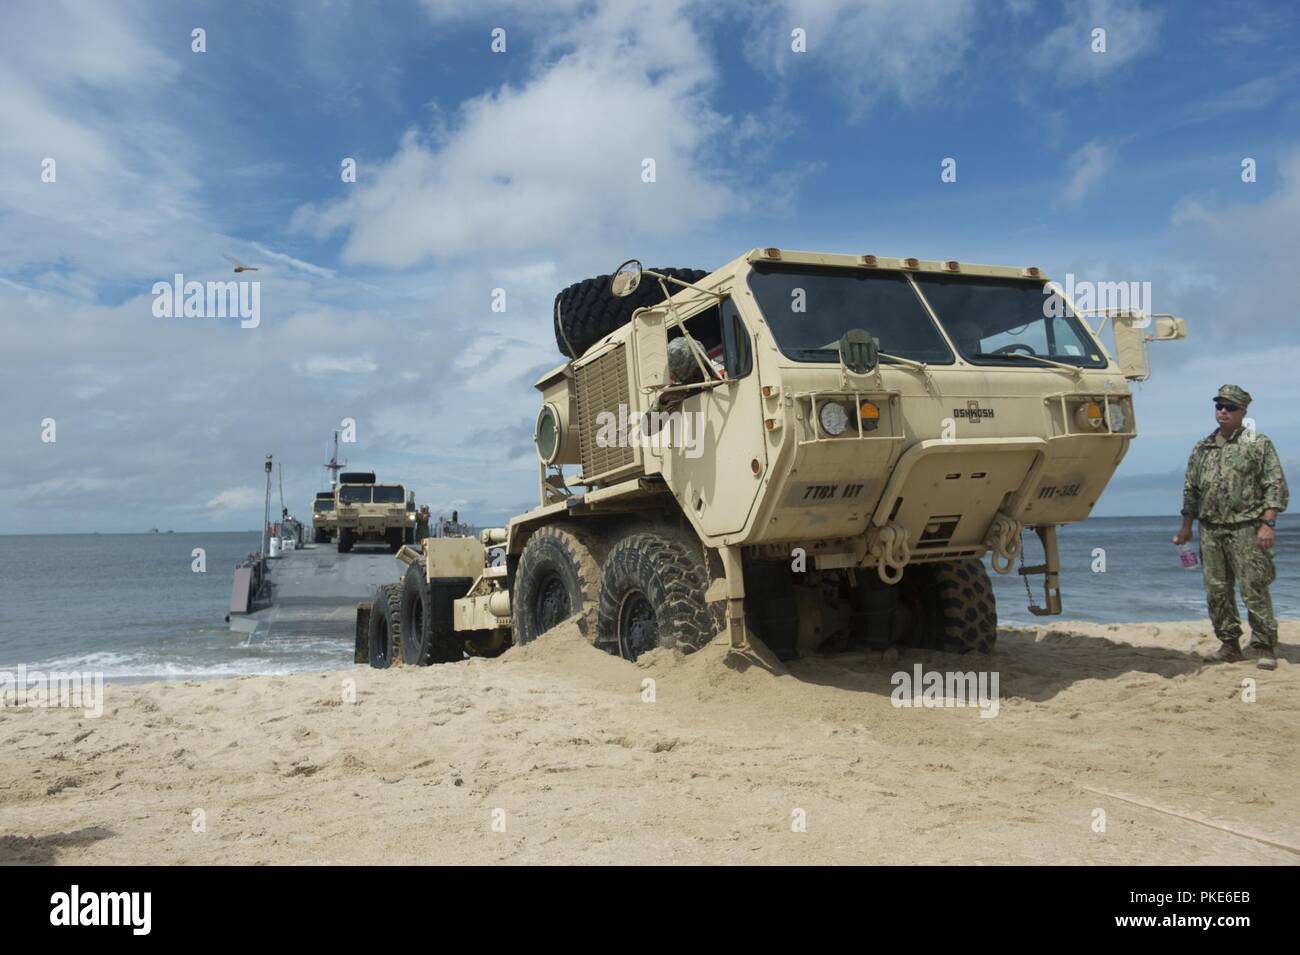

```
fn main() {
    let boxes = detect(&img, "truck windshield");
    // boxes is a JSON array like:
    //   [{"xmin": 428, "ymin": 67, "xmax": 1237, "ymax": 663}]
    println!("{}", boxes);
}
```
[
  {"xmin": 315, "ymin": 500, "xmax": 335, "ymax": 512},
  {"xmin": 339, "ymin": 486, "xmax": 370, "ymax": 504},
  {"xmin": 747, "ymin": 264, "xmax": 954, "ymax": 364},
  {"xmin": 372, "ymin": 486, "xmax": 404, "ymax": 504},
  {"xmin": 913, "ymin": 274, "xmax": 1106, "ymax": 368}
]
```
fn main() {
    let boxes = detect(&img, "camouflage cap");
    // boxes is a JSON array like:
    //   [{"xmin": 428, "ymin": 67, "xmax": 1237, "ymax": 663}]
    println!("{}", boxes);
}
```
[{"xmin": 1214, "ymin": 384, "xmax": 1252, "ymax": 407}]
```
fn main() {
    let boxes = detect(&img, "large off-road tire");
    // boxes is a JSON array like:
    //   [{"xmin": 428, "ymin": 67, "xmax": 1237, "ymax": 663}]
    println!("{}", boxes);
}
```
[
  {"xmin": 386, "ymin": 528, "xmax": 404, "ymax": 554},
  {"xmin": 312, "ymin": 527, "xmax": 326, "ymax": 544},
  {"xmin": 337, "ymin": 527, "xmax": 354, "ymax": 554},
  {"xmin": 553, "ymin": 267, "xmax": 709, "ymax": 359},
  {"xmin": 400, "ymin": 562, "xmax": 471, "ymax": 665},
  {"xmin": 596, "ymin": 531, "xmax": 722, "ymax": 661},
  {"xmin": 905, "ymin": 559, "xmax": 997, "ymax": 653},
  {"xmin": 367, "ymin": 583, "xmax": 402, "ymax": 668},
  {"xmin": 513, "ymin": 526, "xmax": 604, "ymax": 644}
]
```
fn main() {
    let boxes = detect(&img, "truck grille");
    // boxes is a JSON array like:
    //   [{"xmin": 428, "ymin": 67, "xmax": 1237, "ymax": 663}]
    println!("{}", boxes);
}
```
[{"xmin": 576, "ymin": 344, "xmax": 634, "ymax": 481}]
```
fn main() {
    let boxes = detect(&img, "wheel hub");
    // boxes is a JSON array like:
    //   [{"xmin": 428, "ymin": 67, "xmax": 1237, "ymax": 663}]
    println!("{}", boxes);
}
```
[
  {"xmin": 617, "ymin": 591, "xmax": 658, "ymax": 660},
  {"xmin": 535, "ymin": 573, "xmax": 571, "ymax": 633}
]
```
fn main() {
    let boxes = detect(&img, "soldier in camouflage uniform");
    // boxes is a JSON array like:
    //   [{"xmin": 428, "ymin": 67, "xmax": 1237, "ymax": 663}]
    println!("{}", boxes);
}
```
[{"xmin": 1175, "ymin": 385, "xmax": 1288, "ymax": 670}]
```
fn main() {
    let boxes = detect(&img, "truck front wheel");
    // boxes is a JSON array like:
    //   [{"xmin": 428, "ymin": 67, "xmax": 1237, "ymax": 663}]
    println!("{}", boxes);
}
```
[
  {"xmin": 337, "ymin": 528, "xmax": 354, "ymax": 553},
  {"xmin": 596, "ymin": 532, "xmax": 721, "ymax": 661},
  {"xmin": 904, "ymin": 559, "xmax": 997, "ymax": 653},
  {"xmin": 513, "ymin": 526, "xmax": 604, "ymax": 644}
]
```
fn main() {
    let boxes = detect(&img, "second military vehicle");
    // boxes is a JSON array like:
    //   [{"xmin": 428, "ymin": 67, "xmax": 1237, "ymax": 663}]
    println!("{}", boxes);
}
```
[
  {"xmin": 360, "ymin": 248, "xmax": 1186, "ymax": 667},
  {"xmin": 312, "ymin": 491, "xmax": 337, "ymax": 543},
  {"xmin": 334, "ymin": 471, "xmax": 418, "ymax": 554}
]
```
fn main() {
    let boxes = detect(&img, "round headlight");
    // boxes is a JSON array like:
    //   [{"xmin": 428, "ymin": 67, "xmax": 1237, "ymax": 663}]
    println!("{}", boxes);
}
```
[
  {"xmin": 1107, "ymin": 400, "xmax": 1128, "ymax": 432},
  {"xmin": 535, "ymin": 405, "xmax": 560, "ymax": 463},
  {"xmin": 819, "ymin": 401, "xmax": 850, "ymax": 436},
  {"xmin": 1075, "ymin": 401, "xmax": 1104, "ymax": 431}
]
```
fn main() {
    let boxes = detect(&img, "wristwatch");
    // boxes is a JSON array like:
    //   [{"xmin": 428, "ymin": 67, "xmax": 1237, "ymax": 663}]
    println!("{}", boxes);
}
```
[{"xmin": 1262, "ymin": 519, "xmax": 1277, "ymax": 528}]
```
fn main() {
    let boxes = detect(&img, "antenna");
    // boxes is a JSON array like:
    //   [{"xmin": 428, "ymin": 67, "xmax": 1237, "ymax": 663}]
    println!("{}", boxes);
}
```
[
  {"xmin": 324, "ymin": 430, "xmax": 346, "ymax": 489},
  {"xmin": 278, "ymin": 462, "xmax": 286, "ymax": 519},
  {"xmin": 261, "ymin": 454, "xmax": 273, "ymax": 561}
]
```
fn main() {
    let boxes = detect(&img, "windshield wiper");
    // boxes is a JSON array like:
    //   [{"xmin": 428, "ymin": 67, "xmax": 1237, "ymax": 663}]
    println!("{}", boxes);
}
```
[{"xmin": 985, "ymin": 352, "xmax": 1083, "ymax": 377}]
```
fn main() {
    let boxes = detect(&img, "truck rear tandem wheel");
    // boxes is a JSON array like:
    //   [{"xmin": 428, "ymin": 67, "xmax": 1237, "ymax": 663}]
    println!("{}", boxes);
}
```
[
  {"xmin": 595, "ymin": 531, "xmax": 721, "ymax": 661},
  {"xmin": 512, "ymin": 525, "xmax": 606, "ymax": 644}
]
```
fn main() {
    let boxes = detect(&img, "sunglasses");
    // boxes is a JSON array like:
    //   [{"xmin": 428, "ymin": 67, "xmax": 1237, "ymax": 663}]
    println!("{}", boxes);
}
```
[{"xmin": 1215, "ymin": 403, "xmax": 1240, "ymax": 412}]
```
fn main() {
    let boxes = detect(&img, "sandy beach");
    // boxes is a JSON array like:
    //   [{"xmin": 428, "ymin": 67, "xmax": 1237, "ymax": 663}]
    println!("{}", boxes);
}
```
[{"xmin": 2, "ymin": 619, "xmax": 1297, "ymax": 865}]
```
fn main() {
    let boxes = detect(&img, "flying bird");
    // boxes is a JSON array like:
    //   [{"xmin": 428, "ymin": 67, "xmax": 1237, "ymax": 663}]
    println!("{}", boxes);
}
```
[{"xmin": 224, "ymin": 254, "xmax": 259, "ymax": 273}]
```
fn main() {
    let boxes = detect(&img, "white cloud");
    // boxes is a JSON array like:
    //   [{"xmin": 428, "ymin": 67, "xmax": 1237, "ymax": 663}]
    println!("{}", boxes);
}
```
[
  {"xmin": 1032, "ymin": 0, "xmax": 1162, "ymax": 85},
  {"xmin": 295, "ymin": 355, "xmax": 379, "ymax": 376},
  {"xmin": 1056, "ymin": 139, "xmax": 1114, "ymax": 207},
  {"xmin": 251, "ymin": 244, "xmax": 338, "ymax": 280},
  {"xmin": 293, "ymin": 4, "xmax": 736, "ymax": 268},
  {"xmin": 206, "ymin": 487, "xmax": 263, "ymax": 511},
  {"xmin": 743, "ymin": 0, "xmax": 977, "ymax": 111}
]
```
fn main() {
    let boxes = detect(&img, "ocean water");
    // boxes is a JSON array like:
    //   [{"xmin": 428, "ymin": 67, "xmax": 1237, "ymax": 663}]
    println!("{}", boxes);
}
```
[
  {"xmin": 0, "ymin": 532, "xmax": 349, "ymax": 680},
  {"xmin": 1, "ymin": 517, "xmax": 1296, "ymax": 678},
  {"xmin": 990, "ymin": 514, "xmax": 1299, "ymax": 627}
]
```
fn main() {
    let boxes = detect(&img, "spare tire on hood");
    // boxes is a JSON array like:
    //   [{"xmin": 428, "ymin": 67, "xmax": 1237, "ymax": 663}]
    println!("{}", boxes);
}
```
[{"xmin": 552, "ymin": 266, "xmax": 709, "ymax": 359}]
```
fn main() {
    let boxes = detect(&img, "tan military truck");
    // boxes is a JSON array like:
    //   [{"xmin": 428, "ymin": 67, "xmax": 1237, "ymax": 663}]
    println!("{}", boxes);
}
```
[
  {"xmin": 334, "ymin": 471, "xmax": 418, "ymax": 554},
  {"xmin": 359, "ymin": 249, "xmax": 1185, "ymax": 668},
  {"xmin": 312, "ymin": 491, "xmax": 337, "ymax": 543}
]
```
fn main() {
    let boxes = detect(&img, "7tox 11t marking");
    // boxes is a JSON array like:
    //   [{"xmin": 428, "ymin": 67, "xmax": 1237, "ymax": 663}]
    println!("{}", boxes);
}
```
[{"xmin": 804, "ymin": 482, "xmax": 866, "ymax": 501}]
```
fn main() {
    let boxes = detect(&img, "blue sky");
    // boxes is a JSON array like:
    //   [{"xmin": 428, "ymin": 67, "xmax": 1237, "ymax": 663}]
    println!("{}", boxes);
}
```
[{"xmin": 2, "ymin": 0, "xmax": 1299, "ymax": 532}]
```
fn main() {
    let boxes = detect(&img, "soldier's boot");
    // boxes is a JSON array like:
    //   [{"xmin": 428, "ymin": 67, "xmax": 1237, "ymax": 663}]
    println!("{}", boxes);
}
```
[
  {"xmin": 1203, "ymin": 640, "xmax": 1243, "ymax": 664},
  {"xmin": 1256, "ymin": 650, "xmax": 1277, "ymax": 670}
]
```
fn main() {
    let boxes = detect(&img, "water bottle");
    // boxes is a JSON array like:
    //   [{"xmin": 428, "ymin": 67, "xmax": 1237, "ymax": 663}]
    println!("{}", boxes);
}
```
[{"xmin": 1177, "ymin": 541, "xmax": 1198, "ymax": 569}]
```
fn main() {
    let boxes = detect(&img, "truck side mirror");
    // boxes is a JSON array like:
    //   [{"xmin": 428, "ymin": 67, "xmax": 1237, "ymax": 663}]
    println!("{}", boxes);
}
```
[
  {"xmin": 1111, "ymin": 314, "xmax": 1149, "ymax": 381},
  {"xmin": 1111, "ymin": 311, "xmax": 1186, "ymax": 380},
  {"xmin": 1153, "ymin": 315, "xmax": 1186, "ymax": 341},
  {"xmin": 632, "ymin": 307, "xmax": 669, "ymax": 391},
  {"xmin": 611, "ymin": 259, "xmax": 643, "ymax": 298}
]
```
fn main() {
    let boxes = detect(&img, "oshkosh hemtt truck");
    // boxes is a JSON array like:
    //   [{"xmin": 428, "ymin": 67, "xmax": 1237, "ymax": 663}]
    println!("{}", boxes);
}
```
[
  {"xmin": 334, "ymin": 471, "xmax": 418, "ymax": 554},
  {"xmin": 358, "ymin": 249, "xmax": 1185, "ymax": 668},
  {"xmin": 312, "ymin": 491, "xmax": 337, "ymax": 543}
]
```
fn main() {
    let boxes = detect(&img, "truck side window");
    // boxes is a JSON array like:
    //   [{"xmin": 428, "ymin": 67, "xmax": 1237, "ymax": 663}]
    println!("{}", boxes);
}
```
[{"xmin": 721, "ymin": 299, "xmax": 752, "ymax": 379}]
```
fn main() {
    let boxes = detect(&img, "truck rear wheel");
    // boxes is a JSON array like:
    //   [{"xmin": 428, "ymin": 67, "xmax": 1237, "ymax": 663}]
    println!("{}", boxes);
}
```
[
  {"xmin": 596, "ymin": 532, "xmax": 721, "ymax": 661},
  {"xmin": 337, "ymin": 527, "xmax": 354, "ymax": 553},
  {"xmin": 367, "ymin": 583, "xmax": 402, "ymax": 668},
  {"xmin": 513, "ymin": 526, "xmax": 604, "ymax": 644},
  {"xmin": 905, "ymin": 559, "xmax": 997, "ymax": 653},
  {"xmin": 553, "ymin": 267, "xmax": 708, "ymax": 359},
  {"xmin": 400, "ymin": 563, "xmax": 471, "ymax": 665}
]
